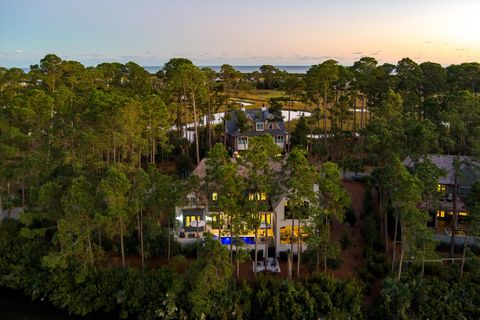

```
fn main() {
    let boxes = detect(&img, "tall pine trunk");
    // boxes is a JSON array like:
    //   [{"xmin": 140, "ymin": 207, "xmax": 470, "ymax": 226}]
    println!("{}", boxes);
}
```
[
  {"xmin": 192, "ymin": 92, "xmax": 200, "ymax": 164},
  {"xmin": 397, "ymin": 218, "xmax": 405, "ymax": 281},
  {"xmin": 382, "ymin": 189, "xmax": 389, "ymax": 256},
  {"xmin": 139, "ymin": 209, "xmax": 144, "ymax": 269},
  {"xmin": 421, "ymin": 244, "xmax": 426, "ymax": 277},
  {"xmin": 316, "ymin": 227, "xmax": 320, "ymax": 273},
  {"xmin": 449, "ymin": 165, "xmax": 458, "ymax": 259},
  {"xmin": 352, "ymin": 93, "xmax": 357, "ymax": 140},
  {"xmin": 264, "ymin": 219, "xmax": 269, "ymax": 271},
  {"xmin": 289, "ymin": 216, "xmax": 295, "ymax": 278},
  {"xmin": 323, "ymin": 87, "xmax": 328, "ymax": 148},
  {"xmin": 87, "ymin": 219, "xmax": 94, "ymax": 266},
  {"xmin": 120, "ymin": 217, "xmax": 125, "ymax": 268},
  {"xmin": 206, "ymin": 92, "xmax": 212, "ymax": 150},
  {"xmin": 297, "ymin": 220, "xmax": 302, "ymax": 277},
  {"xmin": 229, "ymin": 216, "xmax": 233, "ymax": 263},
  {"xmin": 254, "ymin": 226, "xmax": 258, "ymax": 277},
  {"xmin": 392, "ymin": 213, "xmax": 399, "ymax": 271},
  {"xmin": 167, "ymin": 215, "xmax": 171, "ymax": 264},
  {"xmin": 236, "ymin": 228, "xmax": 240, "ymax": 281},
  {"xmin": 460, "ymin": 234, "xmax": 468, "ymax": 278}
]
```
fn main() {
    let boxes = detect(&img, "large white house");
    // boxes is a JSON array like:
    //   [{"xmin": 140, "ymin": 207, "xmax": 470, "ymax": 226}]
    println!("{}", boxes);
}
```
[
  {"xmin": 225, "ymin": 106, "xmax": 289, "ymax": 153},
  {"xmin": 174, "ymin": 158, "xmax": 312, "ymax": 258}
]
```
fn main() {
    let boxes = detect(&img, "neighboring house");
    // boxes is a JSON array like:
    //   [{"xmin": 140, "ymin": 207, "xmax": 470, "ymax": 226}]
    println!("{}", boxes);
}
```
[
  {"xmin": 225, "ymin": 106, "xmax": 289, "ymax": 153},
  {"xmin": 404, "ymin": 155, "xmax": 480, "ymax": 235},
  {"xmin": 174, "ymin": 158, "xmax": 311, "ymax": 258}
]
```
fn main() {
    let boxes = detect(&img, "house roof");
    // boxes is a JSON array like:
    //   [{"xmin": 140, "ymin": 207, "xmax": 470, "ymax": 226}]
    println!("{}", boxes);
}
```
[
  {"xmin": 226, "ymin": 108, "xmax": 287, "ymax": 137},
  {"xmin": 181, "ymin": 208, "xmax": 205, "ymax": 215},
  {"xmin": 193, "ymin": 157, "xmax": 284, "ymax": 180},
  {"xmin": 403, "ymin": 155, "xmax": 480, "ymax": 186},
  {"xmin": 191, "ymin": 157, "xmax": 286, "ymax": 206}
]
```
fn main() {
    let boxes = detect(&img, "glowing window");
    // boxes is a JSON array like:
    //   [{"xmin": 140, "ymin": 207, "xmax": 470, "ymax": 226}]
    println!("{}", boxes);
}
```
[
  {"xmin": 459, "ymin": 212, "xmax": 469, "ymax": 217},
  {"xmin": 210, "ymin": 214, "xmax": 222, "ymax": 229},
  {"xmin": 260, "ymin": 213, "xmax": 271, "ymax": 224},
  {"xmin": 437, "ymin": 184, "xmax": 446, "ymax": 195},
  {"xmin": 436, "ymin": 210, "xmax": 445, "ymax": 218},
  {"xmin": 249, "ymin": 192, "xmax": 267, "ymax": 201},
  {"xmin": 212, "ymin": 192, "xmax": 218, "ymax": 201}
]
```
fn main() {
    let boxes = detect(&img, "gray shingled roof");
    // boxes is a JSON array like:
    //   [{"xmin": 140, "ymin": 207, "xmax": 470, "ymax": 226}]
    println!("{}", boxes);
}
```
[
  {"xmin": 192, "ymin": 157, "xmax": 286, "ymax": 206},
  {"xmin": 226, "ymin": 109, "xmax": 287, "ymax": 137},
  {"xmin": 404, "ymin": 155, "xmax": 480, "ymax": 185}
]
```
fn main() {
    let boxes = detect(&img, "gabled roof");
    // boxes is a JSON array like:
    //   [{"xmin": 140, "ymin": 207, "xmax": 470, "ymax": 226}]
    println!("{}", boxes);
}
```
[
  {"xmin": 225, "ymin": 108, "xmax": 287, "ymax": 137},
  {"xmin": 404, "ymin": 155, "xmax": 480, "ymax": 186},
  {"xmin": 192, "ymin": 157, "xmax": 285, "ymax": 206}
]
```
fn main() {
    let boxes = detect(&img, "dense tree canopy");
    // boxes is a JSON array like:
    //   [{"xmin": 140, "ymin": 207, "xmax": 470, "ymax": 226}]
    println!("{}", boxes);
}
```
[{"xmin": 1, "ymin": 54, "xmax": 480, "ymax": 319}]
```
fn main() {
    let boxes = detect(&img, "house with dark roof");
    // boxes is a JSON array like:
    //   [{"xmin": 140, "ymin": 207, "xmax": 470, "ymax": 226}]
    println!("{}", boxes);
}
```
[
  {"xmin": 404, "ymin": 155, "xmax": 480, "ymax": 236},
  {"xmin": 225, "ymin": 106, "xmax": 289, "ymax": 153}
]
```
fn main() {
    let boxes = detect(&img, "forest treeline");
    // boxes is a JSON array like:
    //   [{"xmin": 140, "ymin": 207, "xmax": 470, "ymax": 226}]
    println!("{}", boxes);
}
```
[{"xmin": 1, "ymin": 55, "xmax": 480, "ymax": 319}]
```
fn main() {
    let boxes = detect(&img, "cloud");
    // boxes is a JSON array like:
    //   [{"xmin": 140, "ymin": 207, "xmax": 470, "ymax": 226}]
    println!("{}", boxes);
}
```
[
  {"xmin": 288, "ymin": 54, "xmax": 332, "ymax": 61},
  {"xmin": 456, "ymin": 48, "xmax": 469, "ymax": 51},
  {"xmin": 15, "ymin": 49, "xmax": 23, "ymax": 54},
  {"xmin": 425, "ymin": 41, "xmax": 432, "ymax": 44},
  {"xmin": 352, "ymin": 51, "xmax": 363, "ymax": 55},
  {"xmin": 196, "ymin": 52, "xmax": 212, "ymax": 57}
]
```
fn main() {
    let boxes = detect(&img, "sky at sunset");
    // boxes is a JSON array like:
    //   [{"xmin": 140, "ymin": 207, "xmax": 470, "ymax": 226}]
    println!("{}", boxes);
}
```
[{"xmin": 0, "ymin": 0, "xmax": 479, "ymax": 68}]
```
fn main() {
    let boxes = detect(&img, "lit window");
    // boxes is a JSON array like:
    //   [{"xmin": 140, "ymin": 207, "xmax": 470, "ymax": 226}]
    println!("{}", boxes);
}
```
[
  {"xmin": 261, "ymin": 212, "xmax": 271, "ymax": 224},
  {"xmin": 249, "ymin": 192, "xmax": 267, "ymax": 201},
  {"xmin": 437, "ymin": 184, "xmax": 446, "ymax": 195},
  {"xmin": 436, "ymin": 210, "xmax": 445, "ymax": 218},
  {"xmin": 212, "ymin": 192, "xmax": 218, "ymax": 201},
  {"xmin": 256, "ymin": 122, "xmax": 264, "ymax": 131},
  {"xmin": 210, "ymin": 214, "xmax": 222, "ymax": 229},
  {"xmin": 459, "ymin": 212, "xmax": 469, "ymax": 217},
  {"xmin": 185, "ymin": 215, "xmax": 200, "ymax": 227}
]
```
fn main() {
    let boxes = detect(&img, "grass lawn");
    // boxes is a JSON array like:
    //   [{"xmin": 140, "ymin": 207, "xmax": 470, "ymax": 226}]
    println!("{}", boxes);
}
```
[{"xmin": 181, "ymin": 89, "xmax": 371, "ymax": 133}]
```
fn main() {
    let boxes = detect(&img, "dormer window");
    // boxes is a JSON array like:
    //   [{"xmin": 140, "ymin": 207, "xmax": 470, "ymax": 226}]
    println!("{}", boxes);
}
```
[
  {"xmin": 248, "ymin": 192, "xmax": 267, "ymax": 201},
  {"xmin": 187, "ymin": 195, "xmax": 197, "ymax": 207},
  {"xmin": 256, "ymin": 122, "xmax": 264, "ymax": 131},
  {"xmin": 437, "ymin": 184, "xmax": 446, "ymax": 196},
  {"xmin": 268, "ymin": 122, "xmax": 275, "ymax": 130}
]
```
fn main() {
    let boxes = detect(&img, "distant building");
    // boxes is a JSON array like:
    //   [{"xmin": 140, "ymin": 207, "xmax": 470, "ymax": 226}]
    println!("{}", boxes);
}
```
[
  {"xmin": 404, "ymin": 155, "xmax": 480, "ymax": 236},
  {"xmin": 225, "ymin": 107, "xmax": 289, "ymax": 153}
]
